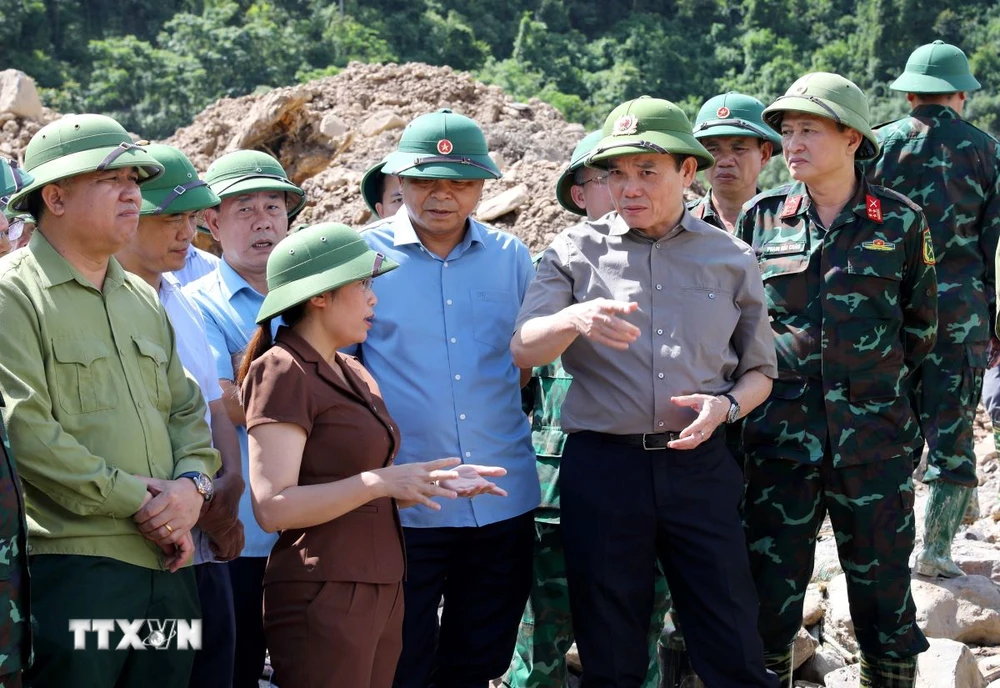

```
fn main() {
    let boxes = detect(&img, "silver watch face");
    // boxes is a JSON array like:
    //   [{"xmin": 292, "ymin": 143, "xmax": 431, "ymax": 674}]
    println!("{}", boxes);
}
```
[
  {"xmin": 194, "ymin": 473, "xmax": 214, "ymax": 500},
  {"xmin": 728, "ymin": 403, "xmax": 741, "ymax": 424}
]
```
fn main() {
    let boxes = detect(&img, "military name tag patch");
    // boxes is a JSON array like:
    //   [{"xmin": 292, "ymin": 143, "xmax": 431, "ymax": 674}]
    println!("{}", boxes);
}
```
[
  {"xmin": 922, "ymin": 228, "xmax": 936, "ymax": 265},
  {"xmin": 866, "ymin": 194, "xmax": 883, "ymax": 223},
  {"xmin": 861, "ymin": 238, "xmax": 895, "ymax": 252},
  {"xmin": 613, "ymin": 114, "xmax": 638, "ymax": 136},
  {"xmin": 761, "ymin": 240, "xmax": 806, "ymax": 256}
]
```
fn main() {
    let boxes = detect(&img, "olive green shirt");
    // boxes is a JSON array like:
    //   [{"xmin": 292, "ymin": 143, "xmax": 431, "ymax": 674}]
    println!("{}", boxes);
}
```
[{"xmin": 0, "ymin": 231, "xmax": 219, "ymax": 570}]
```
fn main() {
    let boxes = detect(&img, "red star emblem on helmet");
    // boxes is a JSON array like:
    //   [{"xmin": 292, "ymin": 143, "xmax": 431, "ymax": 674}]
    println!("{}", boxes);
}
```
[
  {"xmin": 437, "ymin": 139, "xmax": 454, "ymax": 155},
  {"xmin": 716, "ymin": 106, "xmax": 731, "ymax": 118}
]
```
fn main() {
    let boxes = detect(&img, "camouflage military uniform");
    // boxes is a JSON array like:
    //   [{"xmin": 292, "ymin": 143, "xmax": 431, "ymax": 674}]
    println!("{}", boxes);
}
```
[
  {"xmin": 502, "ymin": 358, "xmax": 669, "ymax": 688},
  {"xmin": 738, "ymin": 174, "xmax": 936, "ymax": 661},
  {"xmin": 865, "ymin": 104, "xmax": 1000, "ymax": 487},
  {"xmin": 687, "ymin": 190, "xmax": 723, "ymax": 230},
  {"xmin": 0, "ymin": 394, "xmax": 30, "ymax": 686}
]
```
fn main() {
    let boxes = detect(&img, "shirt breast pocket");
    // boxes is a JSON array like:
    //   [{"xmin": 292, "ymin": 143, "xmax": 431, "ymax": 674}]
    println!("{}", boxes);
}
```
[
  {"xmin": 51, "ymin": 338, "xmax": 119, "ymax": 415},
  {"xmin": 132, "ymin": 335, "xmax": 172, "ymax": 413},
  {"xmin": 842, "ymin": 249, "xmax": 904, "ymax": 320},
  {"xmin": 471, "ymin": 289, "xmax": 519, "ymax": 353},
  {"xmin": 759, "ymin": 254, "xmax": 809, "ymax": 315}
]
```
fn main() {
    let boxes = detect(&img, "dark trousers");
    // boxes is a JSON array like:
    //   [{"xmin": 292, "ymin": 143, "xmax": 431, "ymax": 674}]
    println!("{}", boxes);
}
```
[
  {"xmin": 190, "ymin": 563, "xmax": 236, "ymax": 688},
  {"xmin": 561, "ymin": 432, "xmax": 777, "ymax": 688},
  {"xmin": 25, "ymin": 554, "xmax": 200, "ymax": 688},
  {"xmin": 392, "ymin": 513, "xmax": 534, "ymax": 688},
  {"xmin": 228, "ymin": 556, "xmax": 268, "ymax": 688}
]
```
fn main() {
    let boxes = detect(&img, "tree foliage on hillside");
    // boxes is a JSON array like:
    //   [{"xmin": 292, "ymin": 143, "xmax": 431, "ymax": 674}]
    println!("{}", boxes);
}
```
[{"xmin": 1, "ymin": 0, "xmax": 998, "ymax": 141}]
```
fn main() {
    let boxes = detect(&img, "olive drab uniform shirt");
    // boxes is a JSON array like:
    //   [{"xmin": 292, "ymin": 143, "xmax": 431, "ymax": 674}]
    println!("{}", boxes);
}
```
[
  {"xmin": 865, "ymin": 104, "xmax": 1000, "ymax": 351},
  {"xmin": 0, "ymin": 400, "xmax": 28, "ymax": 677},
  {"xmin": 737, "ymin": 173, "xmax": 938, "ymax": 467}
]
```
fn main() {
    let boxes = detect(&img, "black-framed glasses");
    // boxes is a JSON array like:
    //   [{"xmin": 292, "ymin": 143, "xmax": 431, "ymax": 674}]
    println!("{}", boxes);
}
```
[
  {"xmin": 361, "ymin": 253, "xmax": 385, "ymax": 291},
  {"xmin": 1, "ymin": 219, "xmax": 25, "ymax": 243}
]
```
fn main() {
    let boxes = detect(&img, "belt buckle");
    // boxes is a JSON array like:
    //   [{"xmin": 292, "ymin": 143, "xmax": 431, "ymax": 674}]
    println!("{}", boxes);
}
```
[{"xmin": 642, "ymin": 433, "xmax": 667, "ymax": 451}]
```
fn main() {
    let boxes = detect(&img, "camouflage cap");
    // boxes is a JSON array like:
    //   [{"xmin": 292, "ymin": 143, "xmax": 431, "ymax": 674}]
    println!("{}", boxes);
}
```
[
  {"xmin": 693, "ymin": 92, "xmax": 782, "ymax": 151},
  {"xmin": 588, "ymin": 96, "xmax": 715, "ymax": 171},
  {"xmin": 140, "ymin": 144, "xmax": 220, "ymax": 215},
  {"xmin": 890, "ymin": 40, "xmax": 981, "ymax": 94},
  {"xmin": 555, "ymin": 130, "xmax": 604, "ymax": 215},
  {"xmin": 382, "ymin": 109, "xmax": 501, "ymax": 180},
  {"xmin": 6, "ymin": 114, "xmax": 164, "ymax": 211},
  {"xmin": 257, "ymin": 222, "xmax": 399, "ymax": 323},
  {"xmin": 203, "ymin": 150, "xmax": 305, "ymax": 217},
  {"xmin": 0, "ymin": 158, "xmax": 33, "ymax": 211},
  {"xmin": 763, "ymin": 73, "xmax": 879, "ymax": 160}
]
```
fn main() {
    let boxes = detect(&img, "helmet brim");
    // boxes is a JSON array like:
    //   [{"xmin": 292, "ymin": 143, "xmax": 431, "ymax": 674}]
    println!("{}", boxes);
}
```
[
  {"xmin": 7, "ymin": 146, "xmax": 164, "ymax": 211},
  {"xmin": 382, "ymin": 151, "xmax": 500, "ymax": 180},
  {"xmin": 209, "ymin": 175, "xmax": 306, "ymax": 217},
  {"xmin": 692, "ymin": 120, "xmax": 782, "ymax": 152},
  {"xmin": 889, "ymin": 72, "xmax": 982, "ymax": 94},
  {"xmin": 555, "ymin": 165, "xmax": 586, "ymax": 216},
  {"xmin": 763, "ymin": 97, "xmax": 880, "ymax": 160},
  {"xmin": 141, "ymin": 183, "xmax": 222, "ymax": 215},
  {"xmin": 361, "ymin": 162, "xmax": 387, "ymax": 215},
  {"xmin": 587, "ymin": 131, "xmax": 715, "ymax": 171}
]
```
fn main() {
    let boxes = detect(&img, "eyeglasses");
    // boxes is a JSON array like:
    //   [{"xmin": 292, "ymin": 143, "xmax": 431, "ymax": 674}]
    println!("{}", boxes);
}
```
[
  {"xmin": 580, "ymin": 175, "xmax": 609, "ymax": 187},
  {"xmin": 0, "ymin": 219, "xmax": 26, "ymax": 243},
  {"xmin": 361, "ymin": 253, "xmax": 385, "ymax": 292}
]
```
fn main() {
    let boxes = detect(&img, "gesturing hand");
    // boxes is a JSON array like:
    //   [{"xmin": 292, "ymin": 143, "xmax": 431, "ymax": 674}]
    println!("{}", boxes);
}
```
[
  {"xmin": 377, "ymin": 457, "xmax": 463, "ymax": 510},
  {"xmin": 666, "ymin": 394, "xmax": 729, "ymax": 450},
  {"xmin": 439, "ymin": 464, "xmax": 508, "ymax": 498},
  {"xmin": 567, "ymin": 299, "xmax": 641, "ymax": 350}
]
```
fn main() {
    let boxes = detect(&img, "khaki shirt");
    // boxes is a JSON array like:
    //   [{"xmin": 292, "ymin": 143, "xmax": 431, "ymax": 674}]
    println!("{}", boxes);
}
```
[
  {"xmin": 0, "ymin": 231, "xmax": 219, "ymax": 570},
  {"xmin": 515, "ymin": 210, "xmax": 777, "ymax": 435}
]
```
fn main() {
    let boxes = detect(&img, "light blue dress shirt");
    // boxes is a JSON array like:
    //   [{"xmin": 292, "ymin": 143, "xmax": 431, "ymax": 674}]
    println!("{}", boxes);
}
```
[
  {"xmin": 185, "ymin": 259, "xmax": 278, "ymax": 558},
  {"xmin": 171, "ymin": 245, "xmax": 220, "ymax": 287},
  {"xmin": 360, "ymin": 212, "xmax": 540, "ymax": 528}
]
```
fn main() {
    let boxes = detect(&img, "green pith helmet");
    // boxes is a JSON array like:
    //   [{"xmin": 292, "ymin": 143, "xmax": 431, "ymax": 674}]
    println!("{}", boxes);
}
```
[
  {"xmin": 140, "ymin": 144, "xmax": 220, "ymax": 215},
  {"xmin": 556, "ymin": 130, "xmax": 604, "ymax": 215},
  {"xmin": 693, "ymin": 92, "xmax": 782, "ymax": 151},
  {"xmin": 360, "ymin": 155, "xmax": 393, "ymax": 215},
  {"xmin": 203, "ymin": 150, "xmax": 305, "ymax": 217},
  {"xmin": 890, "ymin": 40, "xmax": 981, "ymax": 94},
  {"xmin": 256, "ymin": 222, "xmax": 399, "ymax": 323},
  {"xmin": 6, "ymin": 113, "xmax": 164, "ymax": 211},
  {"xmin": 588, "ymin": 96, "xmax": 715, "ymax": 171},
  {"xmin": 763, "ymin": 72, "xmax": 879, "ymax": 160},
  {"xmin": 381, "ymin": 109, "xmax": 501, "ymax": 180},
  {"xmin": 0, "ymin": 158, "xmax": 33, "ymax": 210}
]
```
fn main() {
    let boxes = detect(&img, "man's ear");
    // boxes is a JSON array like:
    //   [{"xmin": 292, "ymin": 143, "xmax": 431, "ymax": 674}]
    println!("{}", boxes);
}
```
[
  {"xmin": 569, "ymin": 185, "xmax": 587, "ymax": 213},
  {"xmin": 203, "ymin": 207, "xmax": 223, "ymax": 242},
  {"xmin": 40, "ymin": 183, "xmax": 69, "ymax": 218}
]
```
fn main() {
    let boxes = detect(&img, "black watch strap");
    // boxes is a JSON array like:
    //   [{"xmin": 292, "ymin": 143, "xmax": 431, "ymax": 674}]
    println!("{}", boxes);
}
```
[{"xmin": 721, "ymin": 393, "xmax": 739, "ymax": 423}]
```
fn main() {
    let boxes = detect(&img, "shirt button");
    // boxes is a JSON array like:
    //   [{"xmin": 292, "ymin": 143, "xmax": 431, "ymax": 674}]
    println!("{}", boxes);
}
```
[
  {"xmin": 444, "ymin": 261, "xmax": 449, "ymax": 267},
  {"xmin": 658, "ymin": 421, "xmax": 665, "ymax": 427},
  {"xmin": 657, "ymin": 329, "xmax": 663, "ymax": 335},
  {"xmin": 450, "ymin": 337, "xmax": 457, "ymax": 343},
  {"xmin": 455, "ymin": 374, "xmax": 461, "ymax": 381},
  {"xmin": 446, "ymin": 299, "xmax": 453, "ymax": 305},
  {"xmin": 465, "ymin": 451, "xmax": 472, "ymax": 458},
  {"xmin": 460, "ymin": 414, "xmax": 466, "ymax": 420},
  {"xmin": 708, "ymin": 293, "xmax": 716, "ymax": 299},
  {"xmin": 654, "ymin": 242, "xmax": 661, "ymax": 249},
  {"xmin": 658, "ymin": 373, "xmax": 664, "ymax": 379},
  {"xmin": 655, "ymin": 284, "xmax": 662, "ymax": 291}
]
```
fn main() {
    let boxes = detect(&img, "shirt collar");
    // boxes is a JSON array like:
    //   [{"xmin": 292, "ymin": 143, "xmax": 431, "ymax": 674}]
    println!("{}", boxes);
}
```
[
  {"xmin": 218, "ymin": 258, "xmax": 262, "ymax": 302},
  {"xmin": 780, "ymin": 171, "xmax": 871, "ymax": 224},
  {"xmin": 158, "ymin": 272, "xmax": 180, "ymax": 299},
  {"xmin": 390, "ymin": 207, "xmax": 485, "ymax": 256},
  {"xmin": 910, "ymin": 103, "xmax": 960, "ymax": 120},
  {"xmin": 608, "ymin": 207, "xmax": 698, "ymax": 242},
  {"xmin": 32, "ymin": 230, "xmax": 127, "ymax": 293}
]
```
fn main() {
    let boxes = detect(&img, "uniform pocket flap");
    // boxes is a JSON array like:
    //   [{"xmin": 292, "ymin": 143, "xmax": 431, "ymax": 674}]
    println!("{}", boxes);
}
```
[
  {"xmin": 759, "ymin": 255, "xmax": 809, "ymax": 282},
  {"xmin": 52, "ymin": 338, "xmax": 109, "ymax": 367},
  {"xmin": 132, "ymin": 335, "xmax": 168, "ymax": 365},
  {"xmin": 849, "ymin": 370, "xmax": 897, "ymax": 402},
  {"xmin": 966, "ymin": 341, "xmax": 989, "ymax": 369}
]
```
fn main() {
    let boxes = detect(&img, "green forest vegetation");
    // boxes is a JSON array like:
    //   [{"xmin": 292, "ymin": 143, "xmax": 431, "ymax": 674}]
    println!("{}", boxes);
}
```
[{"xmin": 3, "ymin": 0, "xmax": 999, "ymax": 150}]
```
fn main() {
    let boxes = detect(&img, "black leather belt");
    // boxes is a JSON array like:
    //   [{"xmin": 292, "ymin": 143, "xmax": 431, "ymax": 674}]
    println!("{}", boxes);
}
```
[{"xmin": 587, "ymin": 431, "xmax": 683, "ymax": 450}]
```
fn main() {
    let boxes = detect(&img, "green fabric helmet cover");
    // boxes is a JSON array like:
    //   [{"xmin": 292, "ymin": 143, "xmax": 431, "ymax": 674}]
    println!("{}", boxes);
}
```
[
  {"xmin": 203, "ymin": 150, "xmax": 305, "ymax": 218},
  {"xmin": 382, "ymin": 109, "xmax": 500, "ymax": 180},
  {"xmin": 0, "ymin": 158, "xmax": 33, "ymax": 211},
  {"xmin": 140, "ymin": 144, "xmax": 220, "ymax": 215},
  {"xmin": 693, "ymin": 92, "xmax": 782, "ymax": 151},
  {"xmin": 555, "ymin": 130, "xmax": 604, "ymax": 215},
  {"xmin": 890, "ymin": 40, "xmax": 981, "ymax": 94}
]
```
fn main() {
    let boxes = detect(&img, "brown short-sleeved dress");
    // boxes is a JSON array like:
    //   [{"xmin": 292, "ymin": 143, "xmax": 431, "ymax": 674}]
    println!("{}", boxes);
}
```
[{"xmin": 243, "ymin": 328, "xmax": 405, "ymax": 688}]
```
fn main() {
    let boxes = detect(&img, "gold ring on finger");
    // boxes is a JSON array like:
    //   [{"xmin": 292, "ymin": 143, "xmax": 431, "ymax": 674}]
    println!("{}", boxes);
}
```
[{"xmin": 165, "ymin": 524, "xmax": 174, "ymax": 534}]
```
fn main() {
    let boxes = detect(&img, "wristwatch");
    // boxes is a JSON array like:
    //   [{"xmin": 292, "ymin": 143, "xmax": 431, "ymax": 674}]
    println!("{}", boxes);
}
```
[
  {"xmin": 721, "ymin": 393, "xmax": 740, "ymax": 424},
  {"xmin": 179, "ymin": 471, "xmax": 215, "ymax": 502}
]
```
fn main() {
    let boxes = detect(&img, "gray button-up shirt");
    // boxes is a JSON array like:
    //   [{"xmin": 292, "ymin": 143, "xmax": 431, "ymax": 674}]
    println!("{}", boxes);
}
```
[{"xmin": 515, "ymin": 210, "xmax": 777, "ymax": 435}]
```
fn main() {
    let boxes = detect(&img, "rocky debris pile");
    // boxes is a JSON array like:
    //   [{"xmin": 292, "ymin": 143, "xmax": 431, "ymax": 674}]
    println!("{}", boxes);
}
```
[
  {"xmin": 166, "ymin": 61, "xmax": 601, "ymax": 251},
  {"xmin": 0, "ymin": 70, "xmax": 60, "ymax": 160}
]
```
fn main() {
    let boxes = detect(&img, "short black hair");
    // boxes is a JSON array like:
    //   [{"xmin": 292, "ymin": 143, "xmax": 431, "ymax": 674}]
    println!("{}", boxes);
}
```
[
  {"xmin": 373, "ymin": 172, "xmax": 386, "ymax": 201},
  {"xmin": 25, "ymin": 190, "xmax": 46, "ymax": 223}
]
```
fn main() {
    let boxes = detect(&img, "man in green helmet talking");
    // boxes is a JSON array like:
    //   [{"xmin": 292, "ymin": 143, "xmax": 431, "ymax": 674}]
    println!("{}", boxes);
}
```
[
  {"xmin": 0, "ymin": 115, "xmax": 221, "ymax": 687},
  {"xmin": 738, "ymin": 73, "xmax": 937, "ymax": 687}
]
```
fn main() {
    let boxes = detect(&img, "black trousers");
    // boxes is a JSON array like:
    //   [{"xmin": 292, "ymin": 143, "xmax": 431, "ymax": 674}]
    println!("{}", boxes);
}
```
[
  {"xmin": 560, "ymin": 432, "xmax": 778, "ymax": 688},
  {"xmin": 190, "ymin": 563, "xmax": 236, "ymax": 688},
  {"xmin": 392, "ymin": 513, "xmax": 534, "ymax": 688},
  {"xmin": 227, "ymin": 556, "xmax": 268, "ymax": 688}
]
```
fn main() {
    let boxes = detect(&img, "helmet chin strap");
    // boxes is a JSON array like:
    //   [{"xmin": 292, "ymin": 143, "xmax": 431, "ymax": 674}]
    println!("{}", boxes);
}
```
[
  {"xmin": 390, "ymin": 155, "xmax": 498, "ymax": 178},
  {"xmin": 95, "ymin": 141, "xmax": 151, "ymax": 172}
]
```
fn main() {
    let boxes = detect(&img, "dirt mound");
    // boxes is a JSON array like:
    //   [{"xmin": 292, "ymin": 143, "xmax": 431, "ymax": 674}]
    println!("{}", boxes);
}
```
[{"xmin": 0, "ymin": 109, "xmax": 60, "ymax": 161}]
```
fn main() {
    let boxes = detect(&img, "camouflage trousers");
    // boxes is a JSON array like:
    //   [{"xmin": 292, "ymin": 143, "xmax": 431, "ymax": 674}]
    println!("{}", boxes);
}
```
[
  {"xmin": 501, "ymin": 519, "xmax": 670, "ymax": 688},
  {"xmin": 744, "ymin": 455, "xmax": 928, "ymax": 659},
  {"xmin": 0, "ymin": 674, "xmax": 20, "ymax": 688},
  {"xmin": 911, "ymin": 343, "xmax": 986, "ymax": 486}
]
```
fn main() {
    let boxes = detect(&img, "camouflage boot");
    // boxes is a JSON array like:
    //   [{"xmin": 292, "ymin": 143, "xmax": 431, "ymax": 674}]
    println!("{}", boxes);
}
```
[
  {"xmin": 963, "ymin": 486, "xmax": 979, "ymax": 524},
  {"xmin": 914, "ymin": 481, "xmax": 971, "ymax": 578},
  {"xmin": 762, "ymin": 645, "xmax": 793, "ymax": 688},
  {"xmin": 859, "ymin": 655, "xmax": 917, "ymax": 688}
]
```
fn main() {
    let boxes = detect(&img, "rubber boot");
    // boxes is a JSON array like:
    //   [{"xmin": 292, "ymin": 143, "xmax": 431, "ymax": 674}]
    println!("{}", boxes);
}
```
[
  {"xmin": 859, "ymin": 654, "xmax": 917, "ymax": 688},
  {"xmin": 963, "ymin": 486, "xmax": 979, "ymax": 524},
  {"xmin": 914, "ymin": 481, "xmax": 971, "ymax": 578},
  {"xmin": 762, "ymin": 645, "xmax": 793, "ymax": 688}
]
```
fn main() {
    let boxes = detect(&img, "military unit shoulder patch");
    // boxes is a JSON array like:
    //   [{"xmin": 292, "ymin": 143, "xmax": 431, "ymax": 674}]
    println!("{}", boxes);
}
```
[
  {"xmin": 922, "ymin": 228, "xmax": 936, "ymax": 265},
  {"xmin": 865, "ymin": 194, "xmax": 883, "ymax": 223}
]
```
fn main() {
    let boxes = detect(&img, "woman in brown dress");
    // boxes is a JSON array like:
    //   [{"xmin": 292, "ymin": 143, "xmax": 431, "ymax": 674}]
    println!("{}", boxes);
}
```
[{"xmin": 238, "ymin": 223, "xmax": 506, "ymax": 688}]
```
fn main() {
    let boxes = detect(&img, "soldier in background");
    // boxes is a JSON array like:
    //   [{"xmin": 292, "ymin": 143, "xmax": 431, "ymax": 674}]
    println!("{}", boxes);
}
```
[
  {"xmin": 362, "ymin": 155, "xmax": 404, "ymax": 220},
  {"xmin": 689, "ymin": 92, "xmax": 780, "ymax": 234},
  {"xmin": 739, "ymin": 73, "xmax": 936, "ymax": 687},
  {"xmin": 864, "ymin": 40, "xmax": 1000, "ymax": 577}
]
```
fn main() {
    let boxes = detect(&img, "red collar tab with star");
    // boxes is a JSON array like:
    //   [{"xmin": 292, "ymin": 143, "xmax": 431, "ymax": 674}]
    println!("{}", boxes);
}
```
[
  {"xmin": 780, "ymin": 195, "xmax": 802, "ymax": 219},
  {"xmin": 866, "ymin": 194, "xmax": 883, "ymax": 223}
]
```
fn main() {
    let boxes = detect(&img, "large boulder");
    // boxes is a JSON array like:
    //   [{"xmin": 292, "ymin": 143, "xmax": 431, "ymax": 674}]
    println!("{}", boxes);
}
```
[
  {"xmin": 911, "ymin": 575, "xmax": 1000, "ymax": 645},
  {"xmin": 0, "ymin": 70, "xmax": 43, "ymax": 120},
  {"xmin": 915, "ymin": 638, "xmax": 986, "ymax": 688}
]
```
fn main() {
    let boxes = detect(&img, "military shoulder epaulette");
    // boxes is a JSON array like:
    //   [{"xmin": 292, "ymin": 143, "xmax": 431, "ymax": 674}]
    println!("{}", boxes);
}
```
[{"xmin": 869, "ymin": 183, "xmax": 924, "ymax": 213}]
